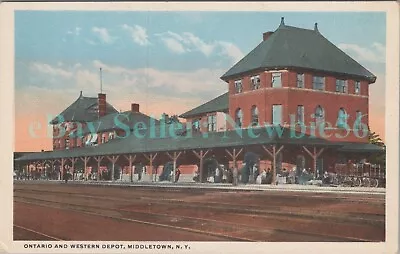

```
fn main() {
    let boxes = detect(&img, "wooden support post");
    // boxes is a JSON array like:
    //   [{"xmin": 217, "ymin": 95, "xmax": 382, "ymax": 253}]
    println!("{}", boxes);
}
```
[
  {"xmin": 106, "ymin": 155, "xmax": 120, "ymax": 181},
  {"xmin": 80, "ymin": 156, "xmax": 90, "ymax": 180},
  {"xmin": 225, "ymin": 148, "xmax": 243, "ymax": 186},
  {"xmin": 166, "ymin": 151, "xmax": 182, "ymax": 182},
  {"xmin": 262, "ymin": 144, "xmax": 284, "ymax": 185},
  {"xmin": 302, "ymin": 146, "xmax": 325, "ymax": 179},
  {"xmin": 70, "ymin": 158, "xmax": 77, "ymax": 181},
  {"xmin": 143, "ymin": 153, "xmax": 158, "ymax": 181},
  {"xmin": 60, "ymin": 158, "xmax": 65, "ymax": 180},
  {"xmin": 193, "ymin": 149, "xmax": 210, "ymax": 183},
  {"xmin": 42, "ymin": 160, "xmax": 48, "ymax": 178},
  {"xmin": 50, "ymin": 160, "xmax": 55, "ymax": 179},
  {"xmin": 94, "ymin": 156, "xmax": 104, "ymax": 181},
  {"xmin": 123, "ymin": 154, "xmax": 136, "ymax": 182}
]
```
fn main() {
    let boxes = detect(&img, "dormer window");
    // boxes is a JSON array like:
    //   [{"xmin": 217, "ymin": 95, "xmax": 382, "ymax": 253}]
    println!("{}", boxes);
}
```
[
  {"xmin": 234, "ymin": 79, "xmax": 243, "ymax": 93},
  {"xmin": 251, "ymin": 75, "xmax": 260, "ymax": 90},
  {"xmin": 355, "ymin": 81, "xmax": 360, "ymax": 94},
  {"xmin": 297, "ymin": 73, "xmax": 304, "ymax": 88},
  {"xmin": 313, "ymin": 76, "xmax": 325, "ymax": 91},
  {"xmin": 335, "ymin": 79, "xmax": 347, "ymax": 93},
  {"xmin": 272, "ymin": 73, "xmax": 282, "ymax": 88}
]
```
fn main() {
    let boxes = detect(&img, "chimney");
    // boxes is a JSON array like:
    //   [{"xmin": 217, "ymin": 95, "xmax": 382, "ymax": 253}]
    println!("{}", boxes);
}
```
[
  {"xmin": 131, "ymin": 103, "xmax": 140, "ymax": 113},
  {"xmin": 98, "ymin": 93, "xmax": 106, "ymax": 118},
  {"xmin": 314, "ymin": 22, "xmax": 319, "ymax": 32},
  {"xmin": 263, "ymin": 31, "xmax": 274, "ymax": 41}
]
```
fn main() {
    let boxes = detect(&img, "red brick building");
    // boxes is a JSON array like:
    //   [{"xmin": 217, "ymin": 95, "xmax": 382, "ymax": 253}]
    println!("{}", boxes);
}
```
[
  {"xmin": 182, "ymin": 18, "xmax": 375, "ymax": 145},
  {"xmin": 17, "ymin": 18, "xmax": 385, "ymax": 184}
]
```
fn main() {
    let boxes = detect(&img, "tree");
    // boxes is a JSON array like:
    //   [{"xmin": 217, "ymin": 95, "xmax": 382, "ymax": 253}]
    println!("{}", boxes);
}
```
[{"xmin": 368, "ymin": 130, "xmax": 385, "ymax": 166}]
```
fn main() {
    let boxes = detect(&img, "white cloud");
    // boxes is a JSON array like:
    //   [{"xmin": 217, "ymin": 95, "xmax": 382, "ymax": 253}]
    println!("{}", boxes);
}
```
[
  {"xmin": 73, "ymin": 63, "xmax": 82, "ymax": 69},
  {"xmin": 182, "ymin": 32, "xmax": 215, "ymax": 56},
  {"xmin": 30, "ymin": 62, "xmax": 73, "ymax": 79},
  {"xmin": 338, "ymin": 42, "xmax": 385, "ymax": 64},
  {"xmin": 217, "ymin": 41, "xmax": 244, "ymax": 64},
  {"xmin": 23, "ymin": 60, "xmax": 228, "ymax": 119},
  {"xmin": 156, "ymin": 31, "xmax": 243, "ymax": 64},
  {"xmin": 67, "ymin": 27, "xmax": 81, "ymax": 36},
  {"xmin": 121, "ymin": 24, "xmax": 150, "ymax": 46},
  {"xmin": 92, "ymin": 27, "xmax": 114, "ymax": 44},
  {"xmin": 161, "ymin": 37, "xmax": 186, "ymax": 54}
]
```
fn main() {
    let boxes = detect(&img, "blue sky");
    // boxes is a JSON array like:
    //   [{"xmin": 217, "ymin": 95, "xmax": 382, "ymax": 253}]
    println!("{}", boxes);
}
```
[
  {"xmin": 14, "ymin": 11, "xmax": 386, "ymax": 151},
  {"xmin": 15, "ymin": 11, "xmax": 385, "ymax": 73}
]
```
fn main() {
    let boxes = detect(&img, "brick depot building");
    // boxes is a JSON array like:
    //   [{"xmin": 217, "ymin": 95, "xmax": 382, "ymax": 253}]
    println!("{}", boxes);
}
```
[{"xmin": 16, "ymin": 18, "xmax": 384, "ymax": 183}]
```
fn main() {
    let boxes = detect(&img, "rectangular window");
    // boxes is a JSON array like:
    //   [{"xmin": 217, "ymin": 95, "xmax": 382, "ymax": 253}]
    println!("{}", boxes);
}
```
[
  {"xmin": 297, "ymin": 73, "xmax": 304, "ymax": 88},
  {"xmin": 335, "ymin": 79, "xmax": 347, "ymax": 93},
  {"xmin": 207, "ymin": 115, "xmax": 216, "ymax": 132},
  {"xmin": 297, "ymin": 105, "xmax": 305, "ymax": 124},
  {"xmin": 234, "ymin": 79, "xmax": 242, "ymax": 93},
  {"xmin": 355, "ymin": 111, "xmax": 362, "ymax": 129},
  {"xmin": 272, "ymin": 105, "xmax": 282, "ymax": 125},
  {"xmin": 250, "ymin": 75, "xmax": 261, "ymax": 90},
  {"xmin": 313, "ymin": 76, "xmax": 325, "ymax": 90},
  {"xmin": 343, "ymin": 81, "xmax": 348, "ymax": 93},
  {"xmin": 355, "ymin": 81, "xmax": 360, "ymax": 94},
  {"xmin": 193, "ymin": 119, "xmax": 201, "ymax": 131},
  {"xmin": 271, "ymin": 73, "xmax": 282, "ymax": 88}
]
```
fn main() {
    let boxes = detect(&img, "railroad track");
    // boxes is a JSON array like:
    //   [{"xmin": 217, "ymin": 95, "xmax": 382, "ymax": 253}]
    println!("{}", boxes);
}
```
[
  {"xmin": 14, "ymin": 188, "xmax": 385, "ymax": 226},
  {"xmin": 13, "ymin": 185, "xmax": 385, "ymax": 203},
  {"xmin": 14, "ymin": 225, "xmax": 64, "ymax": 241},
  {"xmin": 14, "ymin": 194, "xmax": 380, "ymax": 242}
]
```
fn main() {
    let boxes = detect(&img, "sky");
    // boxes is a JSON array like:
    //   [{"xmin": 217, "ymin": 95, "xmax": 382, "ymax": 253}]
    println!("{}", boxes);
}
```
[{"xmin": 14, "ymin": 11, "xmax": 386, "ymax": 152}]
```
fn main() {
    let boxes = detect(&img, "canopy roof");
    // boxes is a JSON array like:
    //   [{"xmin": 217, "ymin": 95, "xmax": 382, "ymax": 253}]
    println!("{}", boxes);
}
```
[{"xmin": 16, "ymin": 126, "xmax": 382, "ymax": 162}]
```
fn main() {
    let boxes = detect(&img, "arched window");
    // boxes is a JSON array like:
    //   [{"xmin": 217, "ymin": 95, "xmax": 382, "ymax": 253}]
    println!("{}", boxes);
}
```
[
  {"xmin": 251, "ymin": 106, "xmax": 259, "ymax": 126},
  {"xmin": 355, "ymin": 110, "xmax": 362, "ymax": 129},
  {"xmin": 315, "ymin": 105, "xmax": 325, "ymax": 126},
  {"xmin": 235, "ymin": 108, "xmax": 243, "ymax": 128},
  {"xmin": 336, "ymin": 108, "xmax": 347, "ymax": 128}
]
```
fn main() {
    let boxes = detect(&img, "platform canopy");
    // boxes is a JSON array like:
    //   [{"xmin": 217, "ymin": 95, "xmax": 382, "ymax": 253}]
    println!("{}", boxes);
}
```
[
  {"xmin": 337, "ymin": 143, "xmax": 385, "ymax": 153},
  {"xmin": 15, "ymin": 126, "xmax": 378, "ymax": 162}
]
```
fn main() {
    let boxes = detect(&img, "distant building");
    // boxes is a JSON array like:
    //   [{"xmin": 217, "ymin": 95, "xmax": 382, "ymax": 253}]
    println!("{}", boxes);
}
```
[{"xmin": 50, "ymin": 91, "xmax": 158, "ymax": 150}]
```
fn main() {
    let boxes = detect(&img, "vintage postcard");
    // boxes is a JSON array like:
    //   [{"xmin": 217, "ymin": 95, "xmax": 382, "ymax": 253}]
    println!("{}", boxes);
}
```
[{"xmin": 0, "ymin": 1, "xmax": 399, "ymax": 254}]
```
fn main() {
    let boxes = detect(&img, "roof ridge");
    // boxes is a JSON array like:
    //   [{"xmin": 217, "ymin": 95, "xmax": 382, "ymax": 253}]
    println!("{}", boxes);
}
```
[{"xmin": 279, "ymin": 24, "xmax": 317, "ymax": 33}]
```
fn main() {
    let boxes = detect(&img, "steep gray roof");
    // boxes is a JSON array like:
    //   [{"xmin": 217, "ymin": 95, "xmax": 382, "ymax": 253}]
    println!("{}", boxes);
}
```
[
  {"xmin": 50, "ymin": 93, "xmax": 118, "ymax": 124},
  {"xmin": 179, "ymin": 92, "xmax": 229, "ymax": 118},
  {"xmin": 221, "ymin": 21, "xmax": 376, "ymax": 82}
]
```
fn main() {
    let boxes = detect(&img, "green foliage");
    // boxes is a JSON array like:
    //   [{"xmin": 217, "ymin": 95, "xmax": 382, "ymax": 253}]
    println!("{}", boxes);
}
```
[{"xmin": 368, "ymin": 130, "xmax": 386, "ymax": 166}]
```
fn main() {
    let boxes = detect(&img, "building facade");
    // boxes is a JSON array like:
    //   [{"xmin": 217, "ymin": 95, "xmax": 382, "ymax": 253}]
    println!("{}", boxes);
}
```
[
  {"xmin": 16, "ymin": 18, "xmax": 384, "ymax": 184},
  {"xmin": 182, "ymin": 18, "xmax": 375, "ymax": 144}
]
